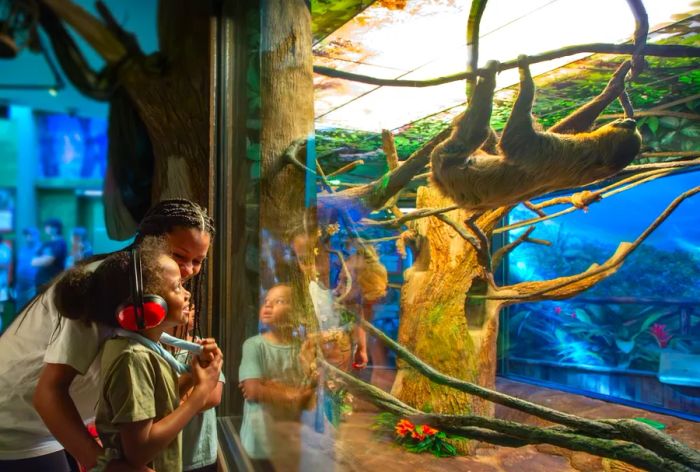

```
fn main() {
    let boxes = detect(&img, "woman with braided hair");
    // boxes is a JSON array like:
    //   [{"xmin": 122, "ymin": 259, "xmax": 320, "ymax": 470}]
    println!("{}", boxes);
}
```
[{"xmin": 0, "ymin": 199, "xmax": 215, "ymax": 472}]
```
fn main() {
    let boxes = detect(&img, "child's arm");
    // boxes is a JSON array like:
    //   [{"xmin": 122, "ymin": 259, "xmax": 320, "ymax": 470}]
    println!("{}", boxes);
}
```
[
  {"xmin": 179, "ymin": 375, "xmax": 223, "ymax": 410},
  {"xmin": 119, "ymin": 354, "xmax": 222, "ymax": 468},
  {"xmin": 240, "ymin": 379, "xmax": 314, "ymax": 410},
  {"xmin": 353, "ymin": 322, "xmax": 368, "ymax": 368},
  {"xmin": 177, "ymin": 338, "xmax": 223, "ymax": 409}
]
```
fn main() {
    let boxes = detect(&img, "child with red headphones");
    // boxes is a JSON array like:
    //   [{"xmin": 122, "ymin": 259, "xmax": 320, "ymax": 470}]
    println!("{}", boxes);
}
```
[{"xmin": 54, "ymin": 236, "xmax": 222, "ymax": 471}]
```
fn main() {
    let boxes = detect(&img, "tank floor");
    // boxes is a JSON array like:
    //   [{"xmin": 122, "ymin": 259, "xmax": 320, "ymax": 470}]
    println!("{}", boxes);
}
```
[{"xmin": 269, "ymin": 377, "xmax": 700, "ymax": 472}]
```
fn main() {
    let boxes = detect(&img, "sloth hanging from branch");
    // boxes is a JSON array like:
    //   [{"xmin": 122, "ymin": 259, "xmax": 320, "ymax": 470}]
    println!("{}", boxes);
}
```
[{"xmin": 430, "ymin": 57, "xmax": 642, "ymax": 211}]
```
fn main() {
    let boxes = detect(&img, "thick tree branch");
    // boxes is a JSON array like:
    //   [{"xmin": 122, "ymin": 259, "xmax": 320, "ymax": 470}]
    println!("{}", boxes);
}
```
[
  {"xmin": 41, "ymin": 0, "xmax": 127, "ymax": 64},
  {"xmin": 38, "ymin": 1, "xmax": 114, "ymax": 100},
  {"xmin": 490, "ymin": 186, "xmax": 700, "ymax": 301},
  {"xmin": 318, "ymin": 126, "xmax": 452, "ymax": 215},
  {"xmin": 313, "ymin": 43, "xmax": 700, "ymax": 88},
  {"xmin": 324, "ymin": 340, "xmax": 698, "ymax": 471},
  {"xmin": 422, "ymin": 414, "xmax": 692, "ymax": 472}
]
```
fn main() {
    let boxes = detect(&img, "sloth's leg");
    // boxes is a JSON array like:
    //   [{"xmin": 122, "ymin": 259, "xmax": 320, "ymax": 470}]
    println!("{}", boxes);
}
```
[
  {"xmin": 434, "ymin": 60, "xmax": 500, "ymax": 163},
  {"xmin": 500, "ymin": 56, "xmax": 538, "ymax": 155},
  {"xmin": 548, "ymin": 61, "xmax": 631, "ymax": 134}
]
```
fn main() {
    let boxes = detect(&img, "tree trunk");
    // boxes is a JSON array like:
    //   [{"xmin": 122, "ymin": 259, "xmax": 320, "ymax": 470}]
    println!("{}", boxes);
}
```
[
  {"xmin": 118, "ymin": 0, "xmax": 212, "ymax": 205},
  {"xmin": 259, "ymin": 0, "xmax": 314, "ymax": 241},
  {"xmin": 393, "ymin": 185, "xmax": 506, "ymax": 451}
]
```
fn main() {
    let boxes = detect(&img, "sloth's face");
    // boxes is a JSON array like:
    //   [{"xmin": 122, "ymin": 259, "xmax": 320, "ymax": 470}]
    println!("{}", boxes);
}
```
[
  {"xmin": 609, "ymin": 118, "xmax": 638, "ymax": 130},
  {"xmin": 595, "ymin": 119, "xmax": 643, "ymax": 171}
]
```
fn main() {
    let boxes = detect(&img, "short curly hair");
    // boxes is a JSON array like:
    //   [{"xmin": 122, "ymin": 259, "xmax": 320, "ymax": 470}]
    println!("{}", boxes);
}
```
[{"xmin": 54, "ymin": 236, "xmax": 170, "ymax": 327}]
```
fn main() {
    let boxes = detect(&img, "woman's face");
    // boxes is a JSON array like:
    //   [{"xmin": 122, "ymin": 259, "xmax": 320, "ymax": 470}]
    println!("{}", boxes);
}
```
[
  {"xmin": 158, "ymin": 255, "xmax": 191, "ymax": 327},
  {"xmin": 166, "ymin": 227, "xmax": 211, "ymax": 280}
]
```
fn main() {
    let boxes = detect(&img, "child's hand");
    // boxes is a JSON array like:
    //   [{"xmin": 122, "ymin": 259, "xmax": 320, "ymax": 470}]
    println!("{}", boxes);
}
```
[
  {"xmin": 194, "ymin": 337, "xmax": 221, "ymax": 367},
  {"xmin": 352, "ymin": 347, "xmax": 368, "ymax": 370},
  {"xmin": 191, "ymin": 349, "xmax": 223, "ymax": 394}
]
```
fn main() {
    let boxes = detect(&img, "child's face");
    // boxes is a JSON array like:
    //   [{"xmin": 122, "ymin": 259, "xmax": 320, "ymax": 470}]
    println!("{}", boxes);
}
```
[
  {"xmin": 259, "ymin": 285, "xmax": 292, "ymax": 326},
  {"xmin": 158, "ymin": 255, "xmax": 191, "ymax": 328}
]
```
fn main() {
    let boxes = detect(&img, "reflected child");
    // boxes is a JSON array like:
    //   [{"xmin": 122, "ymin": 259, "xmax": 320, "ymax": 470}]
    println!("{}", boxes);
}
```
[{"xmin": 238, "ymin": 284, "xmax": 314, "ymax": 461}]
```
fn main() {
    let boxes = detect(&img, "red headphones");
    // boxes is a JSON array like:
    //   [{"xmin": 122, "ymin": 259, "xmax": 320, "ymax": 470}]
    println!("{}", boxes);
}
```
[{"xmin": 115, "ymin": 248, "xmax": 168, "ymax": 331}]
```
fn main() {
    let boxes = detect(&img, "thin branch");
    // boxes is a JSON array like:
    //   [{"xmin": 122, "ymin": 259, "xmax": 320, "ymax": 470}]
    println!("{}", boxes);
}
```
[
  {"xmin": 434, "ymin": 213, "xmax": 481, "ymax": 250},
  {"xmin": 621, "ymin": 157, "xmax": 700, "ymax": 173},
  {"xmin": 326, "ymin": 160, "xmax": 365, "ymax": 178},
  {"xmin": 496, "ymin": 167, "xmax": 686, "ymax": 232},
  {"xmin": 598, "ymin": 111, "xmax": 700, "ymax": 121},
  {"xmin": 625, "ymin": 0, "xmax": 649, "ymax": 80},
  {"xmin": 489, "ymin": 186, "xmax": 700, "ymax": 301},
  {"xmin": 492, "ymin": 226, "xmax": 536, "ymax": 269},
  {"xmin": 382, "ymin": 129, "xmax": 399, "ymax": 170},
  {"xmin": 466, "ymin": 0, "xmax": 488, "ymax": 100},
  {"xmin": 465, "ymin": 215, "xmax": 490, "ymax": 255},
  {"xmin": 362, "ymin": 235, "xmax": 402, "ymax": 244},
  {"xmin": 313, "ymin": 43, "xmax": 700, "ymax": 88},
  {"xmin": 523, "ymin": 201, "xmax": 546, "ymax": 217},
  {"xmin": 362, "ymin": 205, "xmax": 459, "ymax": 229},
  {"xmin": 619, "ymin": 89, "xmax": 635, "ymax": 119},
  {"xmin": 647, "ymin": 94, "xmax": 700, "ymax": 112},
  {"xmin": 525, "ymin": 237, "xmax": 551, "ymax": 246}
]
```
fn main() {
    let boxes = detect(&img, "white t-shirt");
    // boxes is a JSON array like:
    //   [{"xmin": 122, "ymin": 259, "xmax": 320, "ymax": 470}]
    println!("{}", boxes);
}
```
[
  {"xmin": 308, "ymin": 280, "xmax": 341, "ymax": 331},
  {"xmin": 0, "ymin": 263, "xmax": 112, "ymax": 460}
]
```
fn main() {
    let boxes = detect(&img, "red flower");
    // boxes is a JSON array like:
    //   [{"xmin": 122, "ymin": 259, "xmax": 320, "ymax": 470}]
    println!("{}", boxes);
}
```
[
  {"xmin": 420, "ymin": 424, "xmax": 438, "ymax": 436},
  {"xmin": 554, "ymin": 306, "xmax": 562, "ymax": 314},
  {"xmin": 395, "ymin": 419, "xmax": 415, "ymax": 437},
  {"xmin": 411, "ymin": 429, "xmax": 426, "ymax": 441},
  {"xmin": 650, "ymin": 323, "xmax": 672, "ymax": 348}
]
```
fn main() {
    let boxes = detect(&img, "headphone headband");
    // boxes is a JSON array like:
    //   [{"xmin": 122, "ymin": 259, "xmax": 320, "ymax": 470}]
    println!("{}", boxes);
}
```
[
  {"xmin": 130, "ymin": 248, "xmax": 146, "ymax": 330},
  {"xmin": 116, "ymin": 247, "xmax": 167, "ymax": 331}
]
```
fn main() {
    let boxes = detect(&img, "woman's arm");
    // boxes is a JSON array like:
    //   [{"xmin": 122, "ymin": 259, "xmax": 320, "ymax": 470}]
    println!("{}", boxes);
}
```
[
  {"xmin": 34, "ymin": 363, "xmax": 103, "ymax": 469},
  {"xmin": 119, "ymin": 355, "xmax": 222, "ymax": 468}
]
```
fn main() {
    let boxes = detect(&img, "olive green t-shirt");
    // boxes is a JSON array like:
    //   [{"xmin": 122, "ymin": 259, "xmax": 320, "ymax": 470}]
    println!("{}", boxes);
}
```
[{"xmin": 96, "ymin": 337, "xmax": 181, "ymax": 472}]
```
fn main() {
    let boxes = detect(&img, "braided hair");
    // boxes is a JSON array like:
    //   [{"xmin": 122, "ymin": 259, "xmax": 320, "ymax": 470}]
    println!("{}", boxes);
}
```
[
  {"xmin": 136, "ymin": 198, "xmax": 215, "ymax": 242},
  {"xmin": 136, "ymin": 199, "xmax": 215, "ymax": 339},
  {"xmin": 16, "ymin": 199, "xmax": 215, "ymax": 340}
]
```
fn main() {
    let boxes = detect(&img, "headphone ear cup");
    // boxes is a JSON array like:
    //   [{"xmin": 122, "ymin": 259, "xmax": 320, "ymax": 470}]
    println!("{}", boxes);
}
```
[
  {"xmin": 142, "ymin": 294, "xmax": 168, "ymax": 329},
  {"xmin": 115, "ymin": 295, "xmax": 168, "ymax": 331}
]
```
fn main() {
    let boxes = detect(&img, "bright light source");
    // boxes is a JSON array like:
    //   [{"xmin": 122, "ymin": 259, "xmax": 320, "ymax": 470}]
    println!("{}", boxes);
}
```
[{"xmin": 314, "ymin": 0, "xmax": 696, "ymax": 131}]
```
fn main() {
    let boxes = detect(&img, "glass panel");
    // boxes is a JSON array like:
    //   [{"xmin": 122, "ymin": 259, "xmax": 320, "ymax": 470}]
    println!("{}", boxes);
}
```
[
  {"xmin": 500, "ymin": 172, "xmax": 700, "ymax": 419},
  {"xmin": 224, "ymin": 0, "xmax": 700, "ymax": 469}
]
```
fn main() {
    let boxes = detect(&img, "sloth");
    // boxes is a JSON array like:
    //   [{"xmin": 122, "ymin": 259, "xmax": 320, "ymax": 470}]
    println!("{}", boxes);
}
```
[{"xmin": 430, "ymin": 58, "xmax": 642, "ymax": 211}]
